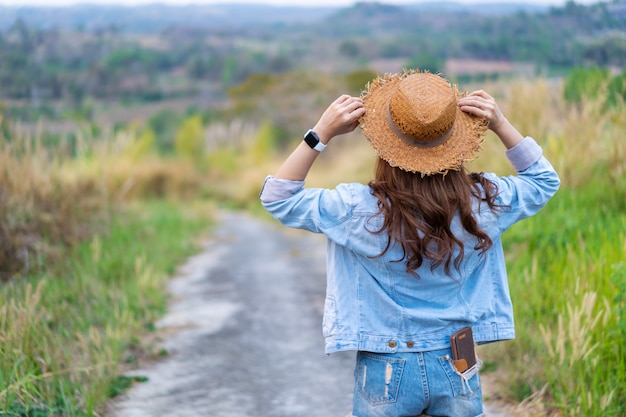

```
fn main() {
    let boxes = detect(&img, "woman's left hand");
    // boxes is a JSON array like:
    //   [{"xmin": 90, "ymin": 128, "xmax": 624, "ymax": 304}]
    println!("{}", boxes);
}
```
[
  {"xmin": 459, "ymin": 90, "xmax": 524, "ymax": 149},
  {"xmin": 458, "ymin": 90, "xmax": 505, "ymax": 130}
]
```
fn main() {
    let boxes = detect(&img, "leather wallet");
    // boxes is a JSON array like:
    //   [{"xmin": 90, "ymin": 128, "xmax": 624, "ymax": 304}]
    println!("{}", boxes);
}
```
[{"xmin": 450, "ymin": 326, "xmax": 477, "ymax": 373}]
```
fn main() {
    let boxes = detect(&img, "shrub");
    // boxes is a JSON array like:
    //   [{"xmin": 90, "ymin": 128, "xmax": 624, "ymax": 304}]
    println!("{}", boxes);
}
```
[
  {"xmin": 174, "ymin": 115, "xmax": 205, "ymax": 165},
  {"xmin": 563, "ymin": 66, "xmax": 610, "ymax": 104}
]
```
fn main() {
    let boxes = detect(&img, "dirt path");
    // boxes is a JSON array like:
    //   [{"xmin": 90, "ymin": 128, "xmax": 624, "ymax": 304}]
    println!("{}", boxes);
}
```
[{"xmin": 106, "ymin": 211, "xmax": 517, "ymax": 417}]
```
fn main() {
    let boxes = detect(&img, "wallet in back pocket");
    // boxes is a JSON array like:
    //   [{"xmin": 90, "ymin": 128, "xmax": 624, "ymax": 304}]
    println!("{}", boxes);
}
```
[{"xmin": 450, "ymin": 326, "xmax": 477, "ymax": 374}]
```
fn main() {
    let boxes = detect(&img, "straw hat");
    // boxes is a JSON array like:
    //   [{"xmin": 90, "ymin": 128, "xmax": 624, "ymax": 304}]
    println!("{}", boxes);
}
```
[{"xmin": 359, "ymin": 70, "xmax": 489, "ymax": 175}]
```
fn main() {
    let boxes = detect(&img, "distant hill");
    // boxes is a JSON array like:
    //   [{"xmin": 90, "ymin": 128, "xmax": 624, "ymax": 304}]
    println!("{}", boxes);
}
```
[
  {"xmin": 1, "ymin": 0, "xmax": 624, "ymax": 106},
  {"xmin": 0, "ymin": 2, "xmax": 550, "ymax": 33},
  {"xmin": 404, "ymin": 1, "xmax": 547, "ymax": 15}
]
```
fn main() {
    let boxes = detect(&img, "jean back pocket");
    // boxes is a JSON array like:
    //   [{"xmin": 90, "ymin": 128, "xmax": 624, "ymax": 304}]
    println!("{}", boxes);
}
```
[{"xmin": 355, "ymin": 352, "xmax": 405, "ymax": 406}]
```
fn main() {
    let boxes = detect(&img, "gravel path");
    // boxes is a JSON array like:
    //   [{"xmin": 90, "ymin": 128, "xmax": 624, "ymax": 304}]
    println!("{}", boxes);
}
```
[{"xmin": 106, "ymin": 211, "xmax": 516, "ymax": 417}]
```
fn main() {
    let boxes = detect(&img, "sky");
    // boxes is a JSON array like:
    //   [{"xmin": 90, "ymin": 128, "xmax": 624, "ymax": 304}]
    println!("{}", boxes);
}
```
[{"xmin": 0, "ymin": 0, "xmax": 605, "ymax": 6}]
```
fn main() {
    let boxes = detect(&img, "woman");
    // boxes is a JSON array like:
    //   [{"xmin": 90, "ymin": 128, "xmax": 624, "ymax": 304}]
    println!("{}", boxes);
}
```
[{"xmin": 259, "ymin": 71, "xmax": 560, "ymax": 417}]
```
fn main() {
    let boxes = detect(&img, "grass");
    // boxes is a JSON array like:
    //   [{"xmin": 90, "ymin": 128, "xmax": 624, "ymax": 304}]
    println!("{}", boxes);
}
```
[
  {"xmin": 0, "ymin": 200, "xmax": 212, "ymax": 416},
  {"xmin": 487, "ymin": 184, "xmax": 626, "ymax": 416},
  {"xmin": 0, "ymin": 124, "xmax": 107, "ymax": 280}
]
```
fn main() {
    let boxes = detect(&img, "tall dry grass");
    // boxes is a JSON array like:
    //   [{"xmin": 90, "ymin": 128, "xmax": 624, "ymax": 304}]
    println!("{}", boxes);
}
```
[
  {"xmin": 0, "ymin": 120, "xmax": 108, "ymax": 280},
  {"xmin": 0, "ymin": 120, "xmax": 212, "ymax": 281},
  {"xmin": 474, "ymin": 79, "xmax": 625, "ymax": 189}
]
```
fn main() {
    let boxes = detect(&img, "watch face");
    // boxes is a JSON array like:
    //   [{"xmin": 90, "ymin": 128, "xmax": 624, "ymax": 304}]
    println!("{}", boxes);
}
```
[{"xmin": 304, "ymin": 130, "xmax": 319, "ymax": 148}]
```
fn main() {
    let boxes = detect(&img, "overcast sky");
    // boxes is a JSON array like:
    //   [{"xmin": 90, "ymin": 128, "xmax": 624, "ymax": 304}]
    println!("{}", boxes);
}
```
[{"xmin": 0, "ymin": 0, "xmax": 605, "ymax": 6}]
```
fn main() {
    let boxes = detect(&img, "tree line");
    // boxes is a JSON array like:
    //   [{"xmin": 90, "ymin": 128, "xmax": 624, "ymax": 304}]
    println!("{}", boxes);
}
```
[{"xmin": 0, "ymin": 1, "xmax": 625, "ymax": 112}]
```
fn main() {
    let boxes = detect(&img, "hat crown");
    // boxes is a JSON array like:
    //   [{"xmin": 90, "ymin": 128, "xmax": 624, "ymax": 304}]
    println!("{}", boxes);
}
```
[
  {"xmin": 359, "ymin": 69, "xmax": 488, "ymax": 175},
  {"xmin": 388, "ymin": 73, "xmax": 457, "ymax": 143}
]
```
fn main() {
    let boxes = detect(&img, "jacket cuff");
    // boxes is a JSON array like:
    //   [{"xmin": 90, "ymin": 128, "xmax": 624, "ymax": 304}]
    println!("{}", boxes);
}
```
[
  {"xmin": 259, "ymin": 175, "xmax": 305, "ymax": 203},
  {"xmin": 505, "ymin": 136, "xmax": 543, "ymax": 172}
]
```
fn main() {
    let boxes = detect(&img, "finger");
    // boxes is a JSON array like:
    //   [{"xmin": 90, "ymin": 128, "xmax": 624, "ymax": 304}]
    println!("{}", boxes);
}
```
[
  {"xmin": 466, "ymin": 90, "xmax": 492, "ymax": 100},
  {"xmin": 459, "ymin": 103, "xmax": 487, "ymax": 117},
  {"xmin": 458, "ymin": 98, "xmax": 485, "ymax": 110},
  {"xmin": 339, "ymin": 96, "xmax": 361, "ymax": 105},
  {"xmin": 352, "ymin": 106, "xmax": 366, "ymax": 118},
  {"xmin": 345, "ymin": 99, "xmax": 364, "ymax": 113},
  {"xmin": 335, "ymin": 94, "xmax": 353, "ymax": 104}
]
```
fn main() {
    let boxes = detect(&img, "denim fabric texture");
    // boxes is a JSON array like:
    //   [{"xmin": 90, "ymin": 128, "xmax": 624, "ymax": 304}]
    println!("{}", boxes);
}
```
[
  {"xmin": 352, "ymin": 349, "xmax": 484, "ymax": 417},
  {"xmin": 260, "ymin": 137, "xmax": 560, "ymax": 355}
]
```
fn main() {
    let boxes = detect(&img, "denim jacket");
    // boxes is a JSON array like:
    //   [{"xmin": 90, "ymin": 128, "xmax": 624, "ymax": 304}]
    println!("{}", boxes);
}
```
[{"xmin": 260, "ymin": 137, "xmax": 560, "ymax": 354}]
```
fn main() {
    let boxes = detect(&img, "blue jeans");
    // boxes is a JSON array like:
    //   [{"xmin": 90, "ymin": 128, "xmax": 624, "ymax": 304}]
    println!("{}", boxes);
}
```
[{"xmin": 351, "ymin": 349, "xmax": 484, "ymax": 417}]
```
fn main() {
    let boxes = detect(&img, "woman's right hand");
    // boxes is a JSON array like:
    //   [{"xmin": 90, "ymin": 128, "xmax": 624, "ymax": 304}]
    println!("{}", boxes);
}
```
[{"xmin": 312, "ymin": 95, "xmax": 365, "ymax": 144}]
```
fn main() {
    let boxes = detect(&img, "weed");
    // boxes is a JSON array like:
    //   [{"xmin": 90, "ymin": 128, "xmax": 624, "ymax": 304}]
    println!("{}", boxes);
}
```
[{"xmin": 107, "ymin": 375, "xmax": 148, "ymax": 399}]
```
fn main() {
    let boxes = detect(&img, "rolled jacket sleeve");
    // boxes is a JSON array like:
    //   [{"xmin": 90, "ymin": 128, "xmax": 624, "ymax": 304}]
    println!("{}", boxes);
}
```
[
  {"xmin": 259, "ymin": 175, "xmax": 305, "ymax": 203},
  {"xmin": 489, "ymin": 137, "xmax": 560, "ymax": 233},
  {"xmin": 505, "ymin": 136, "xmax": 543, "ymax": 172}
]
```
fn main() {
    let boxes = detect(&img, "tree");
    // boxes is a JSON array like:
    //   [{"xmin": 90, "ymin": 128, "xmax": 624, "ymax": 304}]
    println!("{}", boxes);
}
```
[
  {"xmin": 583, "ymin": 35, "xmax": 626, "ymax": 67},
  {"xmin": 606, "ymin": 70, "xmax": 626, "ymax": 108},
  {"xmin": 563, "ymin": 67, "xmax": 610, "ymax": 104}
]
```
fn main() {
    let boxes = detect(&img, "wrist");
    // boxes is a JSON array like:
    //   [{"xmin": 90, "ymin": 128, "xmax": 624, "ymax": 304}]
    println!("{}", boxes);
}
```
[
  {"xmin": 489, "ymin": 117, "xmax": 511, "ymax": 136},
  {"xmin": 492, "ymin": 119, "xmax": 524, "ymax": 149},
  {"xmin": 311, "ymin": 124, "xmax": 332, "ymax": 144}
]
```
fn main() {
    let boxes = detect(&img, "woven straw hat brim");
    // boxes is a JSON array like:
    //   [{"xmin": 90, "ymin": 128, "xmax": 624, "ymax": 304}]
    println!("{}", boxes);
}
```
[{"xmin": 359, "ymin": 70, "xmax": 489, "ymax": 175}]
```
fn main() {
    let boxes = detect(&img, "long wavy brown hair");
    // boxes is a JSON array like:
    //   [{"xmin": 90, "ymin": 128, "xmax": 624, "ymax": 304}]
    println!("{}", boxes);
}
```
[{"xmin": 368, "ymin": 158, "xmax": 502, "ymax": 277}]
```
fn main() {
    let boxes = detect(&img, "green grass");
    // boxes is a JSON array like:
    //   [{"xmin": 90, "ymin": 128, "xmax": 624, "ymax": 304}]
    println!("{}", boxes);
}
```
[{"xmin": 0, "ymin": 201, "xmax": 212, "ymax": 416}]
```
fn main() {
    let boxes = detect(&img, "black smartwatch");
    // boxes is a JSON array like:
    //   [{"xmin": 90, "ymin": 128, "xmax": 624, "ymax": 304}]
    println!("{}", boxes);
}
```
[{"xmin": 303, "ymin": 129, "xmax": 327, "ymax": 152}]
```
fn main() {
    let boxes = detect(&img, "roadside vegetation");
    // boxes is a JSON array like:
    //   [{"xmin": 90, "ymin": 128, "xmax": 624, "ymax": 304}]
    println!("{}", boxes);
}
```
[
  {"xmin": 0, "ymin": 201, "xmax": 211, "ymax": 416},
  {"xmin": 0, "ymin": 124, "xmax": 216, "ymax": 415}
]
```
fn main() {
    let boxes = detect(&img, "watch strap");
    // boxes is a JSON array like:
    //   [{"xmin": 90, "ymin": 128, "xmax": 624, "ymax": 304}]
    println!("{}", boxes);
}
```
[{"xmin": 304, "ymin": 129, "xmax": 326, "ymax": 152}]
